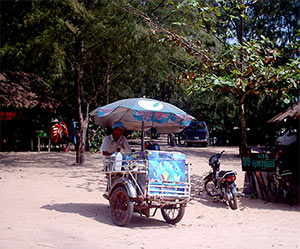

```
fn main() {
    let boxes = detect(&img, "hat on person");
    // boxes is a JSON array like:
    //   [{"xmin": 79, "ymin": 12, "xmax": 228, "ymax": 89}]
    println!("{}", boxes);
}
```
[{"xmin": 112, "ymin": 121, "xmax": 125, "ymax": 129}]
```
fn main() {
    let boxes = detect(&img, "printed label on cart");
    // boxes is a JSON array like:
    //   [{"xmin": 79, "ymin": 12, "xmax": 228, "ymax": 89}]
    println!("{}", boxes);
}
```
[{"xmin": 147, "ymin": 151, "xmax": 186, "ymax": 182}]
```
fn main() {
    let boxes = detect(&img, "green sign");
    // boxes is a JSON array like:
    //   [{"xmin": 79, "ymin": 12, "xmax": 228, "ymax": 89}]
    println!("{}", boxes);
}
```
[{"xmin": 242, "ymin": 153, "xmax": 276, "ymax": 172}]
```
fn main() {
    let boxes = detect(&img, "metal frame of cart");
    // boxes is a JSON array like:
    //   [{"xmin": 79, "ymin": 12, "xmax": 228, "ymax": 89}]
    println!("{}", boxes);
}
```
[{"xmin": 103, "ymin": 150, "xmax": 191, "ymax": 226}]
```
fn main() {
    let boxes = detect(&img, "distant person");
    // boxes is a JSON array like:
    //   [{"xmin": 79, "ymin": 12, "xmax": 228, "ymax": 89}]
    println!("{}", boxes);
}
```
[
  {"xmin": 170, "ymin": 133, "xmax": 177, "ymax": 147},
  {"xmin": 168, "ymin": 133, "xmax": 177, "ymax": 147},
  {"xmin": 100, "ymin": 121, "xmax": 131, "ymax": 156}
]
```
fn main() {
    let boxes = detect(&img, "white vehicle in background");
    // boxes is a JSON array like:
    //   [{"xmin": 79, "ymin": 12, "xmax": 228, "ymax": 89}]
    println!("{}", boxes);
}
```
[{"xmin": 276, "ymin": 129, "xmax": 297, "ymax": 145}]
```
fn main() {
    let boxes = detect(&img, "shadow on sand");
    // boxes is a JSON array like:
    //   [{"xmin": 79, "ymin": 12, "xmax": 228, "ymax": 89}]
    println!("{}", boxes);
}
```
[{"xmin": 41, "ymin": 202, "xmax": 172, "ymax": 229}]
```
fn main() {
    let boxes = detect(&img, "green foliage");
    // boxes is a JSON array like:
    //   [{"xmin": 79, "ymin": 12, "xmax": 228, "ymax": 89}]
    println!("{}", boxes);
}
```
[
  {"xmin": 88, "ymin": 124, "xmax": 106, "ymax": 153},
  {"xmin": 165, "ymin": 0, "xmax": 300, "ymax": 108},
  {"xmin": 2, "ymin": 0, "xmax": 185, "ymax": 114},
  {"xmin": 152, "ymin": 0, "xmax": 300, "ymax": 149},
  {"xmin": 127, "ymin": 131, "xmax": 142, "ymax": 140},
  {"xmin": 245, "ymin": 0, "xmax": 300, "ymax": 52},
  {"xmin": 170, "ymin": 0, "xmax": 248, "ymax": 44},
  {"xmin": 183, "ymin": 90, "xmax": 239, "ymax": 133},
  {"xmin": 2, "ymin": 0, "xmax": 299, "ymax": 152}
]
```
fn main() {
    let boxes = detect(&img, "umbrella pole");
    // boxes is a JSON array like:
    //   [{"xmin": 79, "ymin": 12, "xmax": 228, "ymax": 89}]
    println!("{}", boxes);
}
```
[{"xmin": 141, "ymin": 121, "xmax": 145, "ymax": 151}]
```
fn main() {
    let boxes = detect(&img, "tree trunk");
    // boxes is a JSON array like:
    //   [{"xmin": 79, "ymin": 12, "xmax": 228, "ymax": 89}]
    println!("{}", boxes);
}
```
[
  {"xmin": 239, "ymin": 101, "xmax": 248, "ymax": 156},
  {"xmin": 77, "ymin": 115, "xmax": 88, "ymax": 164},
  {"xmin": 76, "ymin": 67, "xmax": 83, "ymax": 164},
  {"xmin": 106, "ymin": 84, "xmax": 109, "ymax": 105},
  {"xmin": 75, "ymin": 39, "xmax": 90, "ymax": 164},
  {"xmin": 238, "ymin": 3, "xmax": 247, "ymax": 156},
  {"xmin": 75, "ymin": 63, "xmax": 89, "ymax": 164},
  {"xmin": 106, "ymin": 63, "xmax": 111, "ymax": 105},
  {"xmin": 76, "ymin": 99, "xmax": 90, "ymax": 164}
]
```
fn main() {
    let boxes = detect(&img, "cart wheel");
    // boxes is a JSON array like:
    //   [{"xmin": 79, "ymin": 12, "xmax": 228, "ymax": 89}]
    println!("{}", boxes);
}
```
[
  {"xmin": 161, "ymin": 205, "xmax": 185, "ymax": 225},
  {"xmin": 109, "ymin": 187, "xmax": 133, "ymax": 226}
]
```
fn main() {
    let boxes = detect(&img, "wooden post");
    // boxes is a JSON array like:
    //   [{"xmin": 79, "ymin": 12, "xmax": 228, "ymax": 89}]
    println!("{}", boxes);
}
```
[
  {"xmin": 37, "ymin": 137, "xmax": 40, "ymax": 152},
  {"xmin": 141, "ymin": 121, "xmax": 145, "ymax": 151},
  {"xmin": 48, "ymin": 137, "xmax": 51, "ymax": 152},
  {"xmin": 31, "ymin": 137, "xmax": 33, "ymax": 151}
]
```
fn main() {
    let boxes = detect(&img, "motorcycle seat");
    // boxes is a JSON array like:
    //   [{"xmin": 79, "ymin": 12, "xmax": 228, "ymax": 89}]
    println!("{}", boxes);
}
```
[
  {"xmin": 219, "ymin": 170, "xmax": 235, "ymax": 177},
  {"xmin": 280, "ymin": 170, "xmax": 292, "ymax": 176}
]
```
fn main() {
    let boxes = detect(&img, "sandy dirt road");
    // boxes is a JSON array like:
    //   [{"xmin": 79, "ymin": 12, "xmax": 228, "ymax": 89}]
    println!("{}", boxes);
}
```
[{"xmin": 0, "ymin": 144, "xmax": 299, "ymax": 249}]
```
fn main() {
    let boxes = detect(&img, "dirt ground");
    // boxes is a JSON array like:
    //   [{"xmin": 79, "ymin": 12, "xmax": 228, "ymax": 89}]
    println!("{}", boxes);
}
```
[{"xmin": 0, "ymin": 141, "xmax": 299, "ymax": 249}]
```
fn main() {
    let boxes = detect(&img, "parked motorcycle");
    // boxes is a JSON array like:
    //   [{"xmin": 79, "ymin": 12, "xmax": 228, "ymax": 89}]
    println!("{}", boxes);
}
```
[
  {"xmin": 203, "ymin": 150, "xmax": 238, "ymax": 210},
  {"xmin": 268, "ymin": 148, "xmax": 293, "ymax": 204}
]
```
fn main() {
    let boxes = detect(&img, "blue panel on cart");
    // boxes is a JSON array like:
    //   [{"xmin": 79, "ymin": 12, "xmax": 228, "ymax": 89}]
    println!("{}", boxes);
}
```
[
  {"xmin": 122, "ymin": 152, "xmax": 146, "ymax": 165},
  {"xmin": 147, "ymin": 150, "xmax": 186, "ymax": 182},
  {"xmin": 149, "ymin": 181, "xmax": 186, "ymax": 196}
]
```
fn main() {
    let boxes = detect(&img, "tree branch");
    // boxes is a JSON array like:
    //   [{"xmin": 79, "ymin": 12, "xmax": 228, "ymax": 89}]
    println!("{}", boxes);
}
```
[{"xmin": 113, "ymin": 0, "xmax": 212, "ymax": 62}]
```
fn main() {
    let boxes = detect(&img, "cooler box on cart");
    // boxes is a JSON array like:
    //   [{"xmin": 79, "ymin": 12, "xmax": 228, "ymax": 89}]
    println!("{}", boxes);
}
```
[
  {"xmin": 118, "ymin": 150, "xmax": 190, "ymax": 198},
  {"xmin": 146, "ymin": 150, "xmax": 189, "ymax": 198}
]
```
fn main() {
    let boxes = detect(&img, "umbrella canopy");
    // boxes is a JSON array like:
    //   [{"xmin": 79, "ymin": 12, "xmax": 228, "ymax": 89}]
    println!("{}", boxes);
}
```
[{"xmin": 90, "ymin": 98, "xmax": 194, "ymax": 133}]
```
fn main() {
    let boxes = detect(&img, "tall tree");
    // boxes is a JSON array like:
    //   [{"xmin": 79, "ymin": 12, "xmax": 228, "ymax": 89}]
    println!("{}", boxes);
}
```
[
  {"xmin": 245, "ymin": 0, "xmax": 300, "ymax": 50},
  {"xmin": 1, "ymin": 0, "xmax": 143, "ymax": 162},
  {"xmin": 1, "ymin": 0, "xmax": 194, "ymax": 162},
  {"xmin": 119, "ymin": 0, "xmax": 299, "ymax": 154}
]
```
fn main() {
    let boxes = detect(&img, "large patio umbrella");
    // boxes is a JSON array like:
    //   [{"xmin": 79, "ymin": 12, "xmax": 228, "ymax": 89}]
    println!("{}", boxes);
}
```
[{"xmin": 90, "ymin": 98, "xmax": 194, "ymax": 149}]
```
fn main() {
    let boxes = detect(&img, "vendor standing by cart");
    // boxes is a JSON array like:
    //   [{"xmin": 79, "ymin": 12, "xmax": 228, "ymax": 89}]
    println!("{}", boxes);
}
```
[{"xmin": 100, "ymin": 121, "xmax": 131, "ymax": 156}]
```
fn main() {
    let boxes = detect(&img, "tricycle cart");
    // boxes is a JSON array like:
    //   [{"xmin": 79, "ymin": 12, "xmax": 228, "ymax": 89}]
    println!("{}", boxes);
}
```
[
  {"xmin": 90, "ymin": 97, "xmax": 194, "ymax": 226},
  {"xmin": 103, "ymin": 150, "xmax": 191, "ymax": 226}
]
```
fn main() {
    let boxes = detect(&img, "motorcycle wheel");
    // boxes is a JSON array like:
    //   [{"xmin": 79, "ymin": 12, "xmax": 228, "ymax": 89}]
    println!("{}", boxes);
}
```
[
  {"xmin": 269, "ymin": 177, "xmax": 293, "ymax": 205},
  {"xmin": 268, "ymin": 176, "xmax": 279, "ymax": 195},
  {"xmin": 161, "ymin": 205, "xmax": 185, "ymax": 225},
  {"xmin": 285, "ymin": 189, "xmax": 293, "ymax": 205},
  {"xmin": 227, "ymin": 191, "xmax": 238, "ymax": 210},
  {"xmin": 204, "ymin": 179, "xmax": 219, "ymax": 197},
  {"xmin": 109, "ymin": 187, "xmax": 133, "ymax": 226}
]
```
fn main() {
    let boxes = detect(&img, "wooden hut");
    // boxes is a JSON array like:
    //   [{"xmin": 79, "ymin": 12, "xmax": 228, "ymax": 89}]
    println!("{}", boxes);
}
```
[
  {"xmin": 0, "ymin": 71, "xmax": 59, "ymax": 151},
  {"xmin": 268, "ymin": 102, "xmax": 300, "ymax": 123}
]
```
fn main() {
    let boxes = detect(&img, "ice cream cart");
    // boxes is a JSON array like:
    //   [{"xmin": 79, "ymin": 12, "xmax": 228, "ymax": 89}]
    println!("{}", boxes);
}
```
[{"xmin": 90, "ymin": 97, "xmax": 194, "ymax": 226}]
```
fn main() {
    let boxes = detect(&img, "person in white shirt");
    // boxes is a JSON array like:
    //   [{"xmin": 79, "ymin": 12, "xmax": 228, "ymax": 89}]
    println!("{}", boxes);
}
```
[{"xmin": 100, "ymin": 121, "xmax": 131, "ymax": 156}]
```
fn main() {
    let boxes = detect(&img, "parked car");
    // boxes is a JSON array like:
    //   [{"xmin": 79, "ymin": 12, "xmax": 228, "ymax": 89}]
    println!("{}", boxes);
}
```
[
  {"xmin": 276, "ymin": 128, "xmax": 297, "ymax": 146},
  {"xmin": 181, "ymin": 121, "xmax": 209, "ymax": 147}
]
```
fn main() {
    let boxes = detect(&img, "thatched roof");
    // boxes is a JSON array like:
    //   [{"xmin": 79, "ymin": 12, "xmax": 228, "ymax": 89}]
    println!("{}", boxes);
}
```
[
  {"xmin": 268, "ymin": 101, "xmax": 300, "ymax": 122},
  {"xmin": 0, "ymin": 71, "xmax": 59, "ymax": 109}
]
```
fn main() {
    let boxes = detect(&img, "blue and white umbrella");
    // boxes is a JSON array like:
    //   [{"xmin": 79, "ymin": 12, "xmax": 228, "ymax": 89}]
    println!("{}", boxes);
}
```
[{"xmin": 90, "ymin": 97, "xmax": 194, "ymax": 134}]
